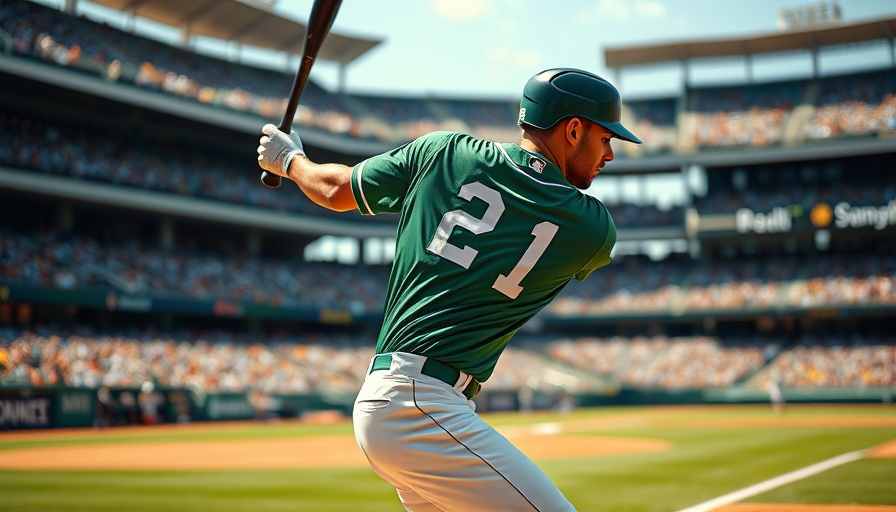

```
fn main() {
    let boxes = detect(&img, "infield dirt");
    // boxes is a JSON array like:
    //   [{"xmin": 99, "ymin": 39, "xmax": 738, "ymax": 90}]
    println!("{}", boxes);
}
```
[{"xmin": 0, "ymin": 407, "xmax": 893, "ymax": 473}]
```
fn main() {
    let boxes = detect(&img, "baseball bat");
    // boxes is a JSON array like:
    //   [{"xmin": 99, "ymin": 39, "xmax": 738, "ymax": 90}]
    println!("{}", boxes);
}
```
[{"xmin": 261, "ymin": 0, "xmax": 343, "ymax": 188}]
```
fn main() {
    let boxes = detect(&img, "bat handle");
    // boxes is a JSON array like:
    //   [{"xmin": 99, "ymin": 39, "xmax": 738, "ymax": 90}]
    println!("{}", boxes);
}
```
[{"xmin": 260, "ymin": 170, "xmax": 282, "ymax": 188}]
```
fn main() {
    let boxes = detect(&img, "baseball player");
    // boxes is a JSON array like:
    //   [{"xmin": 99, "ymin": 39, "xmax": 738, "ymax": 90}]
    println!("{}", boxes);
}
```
[{"xmin": 257, "ymin": 68, "xmax": 640, "ymax": 511}]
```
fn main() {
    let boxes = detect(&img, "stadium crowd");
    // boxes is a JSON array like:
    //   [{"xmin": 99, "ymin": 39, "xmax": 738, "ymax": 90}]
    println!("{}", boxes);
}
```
[
  {"xmin": 750, "ymin": 334, "xmax": 896, "ymax": 389},
  {"xmin": 0, "ymin": 114, "xmax": 686, "ymax": 229},
  {"xmin": 544, "ymin": 335, "xmax": 767, "ymax": 388},
  {"xmin": 2, "ymin": 328, "xmax": 892, "ymax": 395},
  {"xmin": 0, "ymin": 227, "xmax": 389, "ymax": 313},
  {"xmin": 693, "ymin": 157, "xmax": 896, "ymax": 215},
  {"xmin": 0, "ymin": 0, "xmax": 517, "ymax": 143},
  {"xmin": 3, "ymin": 0, "xmax": 894, "ymax": 150},
  {"xmin": 681, "ymin": 255, "xmax": 802, "ymax": 310},
  {"xmin": 804, "ymin": 69, "xmax": 896, "ymax": 140},
  {"xmin": 548, "ymin": 251, "xmax": 895, "ymax": 315},
  {"xmin": 787, "ymin": 252, "xmax": 896, "ymax": 306},
  {"xmin": 0, "ymin": 114, "xmax": 338, "ymax": 218},
  {"xmin": 550, "ymin": 256, "xmax": 684, "ymax": 315},
  {"xmin": 2, "ymin": 0, "xmax": 894, "ymax": 421},
  {"xmin": 0, "ymin": 327, "xmax": 374, "ymax": 394},
  {"xmin": 619, "ymin": 98, "xmax": 679, "ymax": 155},
  {"xmin": 3, "ymin": 227, "xmax": 894, "ymax": 315},
  {"xmin": 691, "ymin": 81, "xmax": 803, "ymax": 148},
  {"xmin": 0, "ymin": 327, "xmax": 574, "ymax": 395}
]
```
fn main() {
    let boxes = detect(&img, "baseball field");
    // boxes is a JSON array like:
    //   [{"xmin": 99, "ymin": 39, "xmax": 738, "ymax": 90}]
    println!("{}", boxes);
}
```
[{"xmin": 1, "ymin": 404, "xmax": 894, "ymax": 512}]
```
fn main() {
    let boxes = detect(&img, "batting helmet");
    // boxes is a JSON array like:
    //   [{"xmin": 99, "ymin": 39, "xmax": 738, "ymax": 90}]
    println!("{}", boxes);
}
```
[{"xmin": 518, "ymin": 68, "xmax": 641, "ymax": 144}]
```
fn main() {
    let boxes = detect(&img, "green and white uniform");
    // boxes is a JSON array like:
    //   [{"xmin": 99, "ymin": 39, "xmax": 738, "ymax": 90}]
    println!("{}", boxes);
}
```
[
  {"xmin": 353, "ymin": 131, "xmax": 615, "ymax": 381},
  {"xmin": 351, "ymin": 131, "xmax": 614, "ymax": 512}
]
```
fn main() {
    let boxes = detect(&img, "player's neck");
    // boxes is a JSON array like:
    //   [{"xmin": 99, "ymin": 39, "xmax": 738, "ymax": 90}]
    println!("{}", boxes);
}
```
[{"xmin": 520, "ymin": 137, "xmax": 559, "ymax": 170}]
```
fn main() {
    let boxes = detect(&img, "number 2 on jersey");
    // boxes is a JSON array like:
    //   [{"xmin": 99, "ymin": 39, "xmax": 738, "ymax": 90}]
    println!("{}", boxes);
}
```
[{"xmin": 426, "ymin": 181, "xmax": 558, "ymax": 299}]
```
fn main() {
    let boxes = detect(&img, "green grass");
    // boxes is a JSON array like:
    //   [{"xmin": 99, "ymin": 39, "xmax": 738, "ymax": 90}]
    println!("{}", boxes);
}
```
[
  {"xmin": 1, "ymin": 404, "xmax": 894, "ymax": 512},
  {"xmin": 0, "ymin": 469, "xmax": 396, "ymax": 512},
  {"xmin": 748, "ymin": 459, "xmax": 896, "ymax": 506}
]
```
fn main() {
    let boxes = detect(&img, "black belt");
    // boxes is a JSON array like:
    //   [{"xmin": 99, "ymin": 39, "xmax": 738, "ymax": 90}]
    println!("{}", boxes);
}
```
[{"xmin": 369, "ymin": 353, "xmax": 481, "ymax": 399}]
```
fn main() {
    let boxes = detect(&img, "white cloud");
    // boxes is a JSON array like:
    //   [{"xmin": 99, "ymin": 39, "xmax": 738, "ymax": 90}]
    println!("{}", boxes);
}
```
[
  {"xmin": 429, "ymin": 0, "xmax": 497, "ymax": 22},
  {"xmin": 634, "ymin": 0, "xmax": 666, "ymax": 19},
  {"xmin": 485, "ymin": 46, "xmax": 543, "ymax": 70},
  {"xmin": 512, "ymin": 49, "xmax": 543, "ymax": 69},
  {"xmin": 578, "ymin": 0, "xmax": 632, "ymax": 24},
  {"xmin": 576, "ymin": 0, "xmax": 666, "ymax": 25},
  {"xmin": 484, "ymin": 46, "xmax": 508, "ymax": 64},
  {"xmin": 497, "ymin": 18, "xmax": 517, "ymax": 34}
]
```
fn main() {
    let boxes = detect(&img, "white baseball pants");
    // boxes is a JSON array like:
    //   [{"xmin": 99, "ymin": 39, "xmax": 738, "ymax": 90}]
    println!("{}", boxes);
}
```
[{"xmin": 353, "ymin": 352, "xmax": 576, "ymax": 512}]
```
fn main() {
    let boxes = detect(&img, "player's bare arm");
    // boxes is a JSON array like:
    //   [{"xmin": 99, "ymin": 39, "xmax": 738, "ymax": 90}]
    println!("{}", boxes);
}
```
[
  {"xmin": 289, "ymin": 157, "xmax": 356, "ymax": 212},
  {"xmin": 257, "ymin": 123, "xmax": 357, "ymax": 212}
]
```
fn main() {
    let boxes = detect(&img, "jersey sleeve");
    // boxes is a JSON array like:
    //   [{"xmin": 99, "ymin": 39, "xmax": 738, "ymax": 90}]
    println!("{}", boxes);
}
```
[
  {"xmin": 574, "ymin": 199, "xmax": 617, "ymax": 281},
  {"xmin": 351, "ymin": 132, "xmax": 454, "ymax": 216}
]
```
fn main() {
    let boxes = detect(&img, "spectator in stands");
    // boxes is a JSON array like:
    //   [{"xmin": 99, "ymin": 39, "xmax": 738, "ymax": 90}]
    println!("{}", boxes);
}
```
[
  {"xmin": 804, "ymin": 71, "xmax": 896, "ymax": 140},
  {"xmin": 137, "ymin": 381, "xmax": 164, "ymax": 425},
  {"xmin": 117, "ymin": 390, "xmax": 140, "ymax": 425},
  {"xmin": 1, "ymin": 327, "xmax": 893, "ymax": 396},
  {"xmin": 691, "ymin": 81, "xmax": 804, "ymax": 149},
  {"xmin": 94, "ymin": 386, "xmax": 115, "ymax": 429},
  {"xmin": 765, "ymin": 372, "xmax": 785, "ymax": 415}
]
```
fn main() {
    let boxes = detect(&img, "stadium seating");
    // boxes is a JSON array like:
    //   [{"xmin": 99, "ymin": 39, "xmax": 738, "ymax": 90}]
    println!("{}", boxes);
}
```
[
  {"xmin": 1, "ymin": 0, "xmax": 894, "ymax": 412},
  {"xmin": 4, "ymin": 0, "xmax": 892, "ymax": 148}
]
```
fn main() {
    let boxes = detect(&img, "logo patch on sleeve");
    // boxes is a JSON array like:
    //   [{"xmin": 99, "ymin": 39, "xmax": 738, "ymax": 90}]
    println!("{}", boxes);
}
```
[{"xmin": 528, "ymin": 156, "xmax": 546, "ymax": 173}]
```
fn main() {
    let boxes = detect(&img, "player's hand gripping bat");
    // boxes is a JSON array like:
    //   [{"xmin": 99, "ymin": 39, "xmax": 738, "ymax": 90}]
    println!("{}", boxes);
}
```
[{"xmin": 260, "ymin": 0, "xmax": 343, "ymax": 188}]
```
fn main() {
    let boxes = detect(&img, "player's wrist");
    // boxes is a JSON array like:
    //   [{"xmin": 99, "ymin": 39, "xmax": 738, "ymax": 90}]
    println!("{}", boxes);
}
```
[
  {"xmin": 282, "ymin": 149, "xmax": 298, "ymax": 173},
  {"xmin": 283, "ymin": 149, "xmax": 306, "ymax": 175}
]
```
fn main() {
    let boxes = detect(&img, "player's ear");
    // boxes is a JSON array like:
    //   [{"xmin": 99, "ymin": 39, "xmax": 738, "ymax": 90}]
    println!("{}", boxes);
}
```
[{"xmin": 565, "ymin": 118, "xmax": 583, "ymax": 144}]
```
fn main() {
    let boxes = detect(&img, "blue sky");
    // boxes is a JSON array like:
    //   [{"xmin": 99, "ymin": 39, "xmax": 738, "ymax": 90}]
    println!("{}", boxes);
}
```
[
  {"xmin": 260, "ymin": 0, "xmax": 896, "ymax": 98},
  {"xmin": 54, "ymin": 0, "xmax": 896, "ymax": 99}
]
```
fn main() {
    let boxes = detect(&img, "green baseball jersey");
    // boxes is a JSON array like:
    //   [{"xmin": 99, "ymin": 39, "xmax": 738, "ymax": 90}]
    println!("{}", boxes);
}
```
[{"xmin": 351, "ymin": 131, "xmax": 615, "ymax": 382}]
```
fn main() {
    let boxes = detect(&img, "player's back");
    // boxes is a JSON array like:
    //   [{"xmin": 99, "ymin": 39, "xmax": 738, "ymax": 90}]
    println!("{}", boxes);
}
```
[{"xmin": 376, "ymin": 131, "xmax": 615, "ymax": 381}]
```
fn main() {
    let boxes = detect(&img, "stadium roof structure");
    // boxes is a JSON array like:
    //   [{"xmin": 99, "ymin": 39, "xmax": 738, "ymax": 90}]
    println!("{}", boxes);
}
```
[
  {"xmin": 604, "ymin": 15, "xmax": 896, "ymax": 78},
  {"xmin": 80, "ymin": 0, "xmax": 383, "ymax": 67}
]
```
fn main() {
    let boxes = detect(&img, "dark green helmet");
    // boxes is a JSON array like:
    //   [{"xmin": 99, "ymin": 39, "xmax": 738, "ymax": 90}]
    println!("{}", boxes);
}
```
[{"xmin": 518, "ymin": 68, "xmax": 641, "ymax": 144}]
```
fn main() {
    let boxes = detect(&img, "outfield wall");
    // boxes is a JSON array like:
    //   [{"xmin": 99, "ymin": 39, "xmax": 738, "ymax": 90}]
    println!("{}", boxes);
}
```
[
  {"xmin": 575, "ymin": 386, "xmax": 895, "ymax": 408},
  {"xmin": 1, "ymin": 385, "xmax": 893, "ymax": 430}
]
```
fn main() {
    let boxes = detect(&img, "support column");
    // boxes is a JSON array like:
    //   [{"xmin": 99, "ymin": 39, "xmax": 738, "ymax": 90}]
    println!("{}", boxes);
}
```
[
  {"xmin": 57, "ymin": 201, "xmax": 74, "ymax": 233},
  {"xmin": 247, "ymin": 229, "xmax": 261, "ymax": 257},
  {"xmin": 180, "ymin": 25, "xmax": 191, "ymax": 50},
  {"xmin": 159, "ymin": 218, "xmax": 175, "ymax": 252},
  {"xmin": 338, "ymin": 63, "xmax": 347, "ymax": 94},
  {"xmin": 745, "ymin": 53, "xmax": 753, "ymax": 83}
]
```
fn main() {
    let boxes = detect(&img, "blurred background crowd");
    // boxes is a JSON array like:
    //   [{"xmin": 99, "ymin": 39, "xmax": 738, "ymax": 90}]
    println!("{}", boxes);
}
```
[
  {"xmin": 3, "ymin": 227, "xmax": 894, "ymax": 315},
  {"xmin": 2, "ymin": 328, "xmax": 893, "ymax": 395},
  {"xmin": 2, "ymin": 0, "xmax": 894, "ymax": 151},
  {"xmin": 1, "ymin": 0, "xmax": 894, "ymax": 421}
]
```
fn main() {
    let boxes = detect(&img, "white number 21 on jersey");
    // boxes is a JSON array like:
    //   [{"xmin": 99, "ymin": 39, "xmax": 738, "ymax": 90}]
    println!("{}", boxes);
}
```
[{"xmin": 426, "ymin": 181, "xmax": 558, "ymax": 299}]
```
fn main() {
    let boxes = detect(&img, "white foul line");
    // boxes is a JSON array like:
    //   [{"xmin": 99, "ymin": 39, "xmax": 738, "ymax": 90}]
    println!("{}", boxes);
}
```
[{"xmin": 676, "ymin": 449, "xmax": 866, "ymax": 512}]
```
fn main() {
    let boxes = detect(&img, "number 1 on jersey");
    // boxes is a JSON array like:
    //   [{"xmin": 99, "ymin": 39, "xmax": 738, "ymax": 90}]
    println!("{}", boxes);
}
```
[
  {"xmin": 426, "ymin": 181, "xmax": 559, "ymax": 300},
  {"xmin": 492, "ymin": 221, "xmax": 558, "ymax": 299}
]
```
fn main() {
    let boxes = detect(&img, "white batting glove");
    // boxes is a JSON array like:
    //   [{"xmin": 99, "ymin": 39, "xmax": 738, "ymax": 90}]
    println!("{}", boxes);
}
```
[{"xmin": 257, "ymin": 123, "xmax": 305, "ymax": 175}]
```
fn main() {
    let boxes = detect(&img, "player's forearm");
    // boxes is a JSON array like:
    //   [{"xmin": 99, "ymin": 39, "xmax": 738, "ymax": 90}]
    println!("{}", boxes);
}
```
[{"xmin": 288, "ymin": 156, "xmax": 357, "ymax": 212}]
